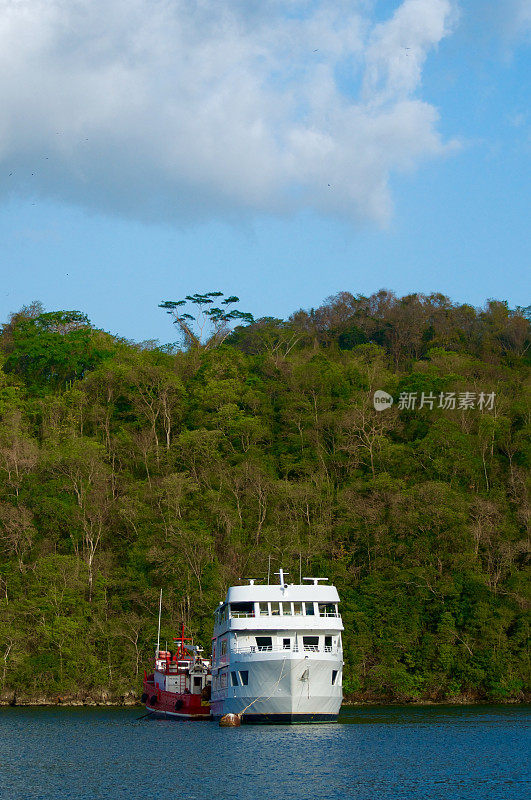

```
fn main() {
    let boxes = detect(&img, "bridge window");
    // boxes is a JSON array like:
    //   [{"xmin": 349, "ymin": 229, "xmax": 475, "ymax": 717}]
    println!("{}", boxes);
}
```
[
  {"xmin": 230, "ymin": 602, "xmax": 255, "ymax": 618},
  {"xmin": 239, "ymin": 670, "xmax": 249, "ymax": 685},
  {"xmin": 256, "ymin": 636, "xmax": 272, "ymax": 650},
  {"xmin": 230, "ymin": 671, "xmax": 238, "ymax": 687},
  {"xmin": 293, "ymin": 602, "xmax": 303, "ymax": 616},
  {"xmin": 271, "ymin": 602, "xmax": 280, "ymax": 616},
  {"xmin": 303, "ymin": 636, "xmax": 319, "ymax": 651},
  {"xmin": 332, "ymin": 670, "xmax": 338, "ymax": 685},
  {"xmin": 305, "ymin": 602, "xmax": 315, "ymax": 616},
  {"xmin": 281, "ymin": 602, "xmax": 291, "ymax": 615},
  {"xmin": 259, "ymin": 602, "xmax": 269, "ymax": 616},
  {"xmin": 283, "ymin": 638, "xmax": 291, "ymax": 650}
]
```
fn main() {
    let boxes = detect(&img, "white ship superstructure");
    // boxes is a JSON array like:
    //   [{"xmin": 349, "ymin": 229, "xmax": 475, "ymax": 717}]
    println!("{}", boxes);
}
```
[{"xmin": 210, "ymin": 571, "xmax": 343, "ymax": 723}]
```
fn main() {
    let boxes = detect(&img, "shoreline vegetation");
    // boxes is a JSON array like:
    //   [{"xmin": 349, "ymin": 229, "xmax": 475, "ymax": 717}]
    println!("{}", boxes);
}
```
[
  {"xmin": 0, "ymin": 292, "xmax": 529, "ymax": 705},
  {"xmin": 1, "ymin": 692, "xmax": 528, "ymax": 708}
]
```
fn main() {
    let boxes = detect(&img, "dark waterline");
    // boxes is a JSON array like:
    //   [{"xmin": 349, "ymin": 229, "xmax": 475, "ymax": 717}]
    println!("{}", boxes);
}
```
[{"xmin": 0, "ymin": 705, "xmax": 528, "ymax": 800}]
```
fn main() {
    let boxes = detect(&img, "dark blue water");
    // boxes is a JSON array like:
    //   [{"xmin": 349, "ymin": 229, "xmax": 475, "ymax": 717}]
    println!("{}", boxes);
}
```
[{"xmin": 0, "ymin": 705, "xmax": 528, "ymax": 800}]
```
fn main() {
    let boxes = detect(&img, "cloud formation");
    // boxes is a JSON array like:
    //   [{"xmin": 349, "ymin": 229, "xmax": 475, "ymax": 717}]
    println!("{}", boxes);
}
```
[{"xmin": 0, "ymin": 0, "xmax": 458, "ymax": 224}]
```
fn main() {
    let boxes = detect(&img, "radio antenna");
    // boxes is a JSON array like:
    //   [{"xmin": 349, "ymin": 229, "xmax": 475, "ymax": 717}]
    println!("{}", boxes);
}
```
[{"xmin": 156, "ymin": 588, "xmax": 162, "ymax": 655}]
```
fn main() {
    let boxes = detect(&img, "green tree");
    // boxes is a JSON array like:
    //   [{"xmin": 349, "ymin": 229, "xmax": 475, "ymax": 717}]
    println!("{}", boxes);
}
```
[{"xmin": 159, "ymin": 292, "xmax": 254, "ymax": 350}]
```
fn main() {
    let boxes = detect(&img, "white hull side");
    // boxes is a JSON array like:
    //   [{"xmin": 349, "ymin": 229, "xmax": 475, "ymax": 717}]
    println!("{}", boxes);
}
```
[{"xmin": 211, "ymin": 652, "xmax": 342, "ymax": 721}]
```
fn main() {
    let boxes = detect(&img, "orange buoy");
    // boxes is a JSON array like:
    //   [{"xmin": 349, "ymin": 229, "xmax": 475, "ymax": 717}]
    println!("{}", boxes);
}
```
[{"xmin": 219, "ymin": 713, "xmax": 241, "ymax": 727}]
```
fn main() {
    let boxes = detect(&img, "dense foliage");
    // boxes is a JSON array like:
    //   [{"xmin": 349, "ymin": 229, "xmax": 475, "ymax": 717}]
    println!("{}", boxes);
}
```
[{"xmin": 0, "ymin": 291, "xmax": 529, "ymax": 704}]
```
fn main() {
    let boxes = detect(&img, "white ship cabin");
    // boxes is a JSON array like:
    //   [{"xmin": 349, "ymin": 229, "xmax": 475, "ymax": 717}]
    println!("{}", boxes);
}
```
[{"xmin": 212, "ymin": 572, "xmax": 343, "ymax": 660}]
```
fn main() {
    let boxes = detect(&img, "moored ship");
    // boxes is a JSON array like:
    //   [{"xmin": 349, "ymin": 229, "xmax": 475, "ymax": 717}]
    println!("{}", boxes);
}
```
[
  {"xmin": 142, "ymin": 624, "xmax": 211, "ymax": 719},
  {"xmin": 210, "ymin": 570, "xmax": 343, "ymax": 724}
]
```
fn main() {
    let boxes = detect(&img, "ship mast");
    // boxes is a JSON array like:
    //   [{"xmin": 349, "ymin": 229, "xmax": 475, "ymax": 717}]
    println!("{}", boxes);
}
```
[
  {"xmin": 274, "ymin": 568, "xmax": 289, "ymax": 587},
  {"xmin": 173, "ymin": 622, "xmax": 193, "ymax": 658},
  {"xmin": 156, "ymin": 588, "xmax": 162, "ymax": 656}
]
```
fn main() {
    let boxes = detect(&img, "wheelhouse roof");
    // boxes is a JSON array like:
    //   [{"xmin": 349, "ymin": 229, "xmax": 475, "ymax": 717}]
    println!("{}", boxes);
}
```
[{"xmin": 220, "ymin": 583, "xmax": 340, "ymax": 606}]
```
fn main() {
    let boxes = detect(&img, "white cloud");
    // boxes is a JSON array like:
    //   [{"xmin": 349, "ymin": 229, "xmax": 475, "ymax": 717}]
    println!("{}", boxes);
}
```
[
  {"xmin": 363, "ymin": 0, "xmax": 455, "ymax": 102},
  {"xmin": 0, "ymin": 0, "xmax": 457, "ymax": 225}
]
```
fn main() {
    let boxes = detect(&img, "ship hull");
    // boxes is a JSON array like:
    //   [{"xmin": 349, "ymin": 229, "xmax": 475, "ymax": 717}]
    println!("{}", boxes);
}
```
[
  {"xmin": 145, "ymin": 705, "xmax": 210, "ymax": 720},
  {"xmin": 212, "ymin": 712, "xmax": 337, "ymax": 724},
  {"xmin": 210, "ymin": 652, "xmax": 342, "ymax": 724},
  {"xmin": 143, "ymin": 678, "xmax": 210, "ymax": 720}
]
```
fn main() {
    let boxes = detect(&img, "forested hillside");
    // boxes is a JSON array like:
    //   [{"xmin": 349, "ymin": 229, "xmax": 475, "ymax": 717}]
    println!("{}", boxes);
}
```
[{"xmin": 0, "ymin": 291, "xmax": 529, "ymax": 704}]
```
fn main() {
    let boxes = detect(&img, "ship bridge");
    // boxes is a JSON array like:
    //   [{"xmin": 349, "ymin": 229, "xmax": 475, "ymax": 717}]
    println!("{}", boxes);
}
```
[{"xmin": 213, "ymin": 574, "xmax": 343, "ymax": 635}]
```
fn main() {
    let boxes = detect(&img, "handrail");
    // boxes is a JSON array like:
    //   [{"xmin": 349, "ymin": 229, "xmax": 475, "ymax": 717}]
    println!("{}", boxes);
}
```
[
  {"xmin": 228, "ymin": 611, "xmax": 341, "ymax": 619},
  {"xmin": 234, "ymin": 644, "xmax": 339, "ymax": 654},
  {"xmin": 155, "ymin": 660, "xmax": 209, "ymax": 675},
  {"xmin": 229, "ymin": 611, "xmax": 256, "ymax": 618}
]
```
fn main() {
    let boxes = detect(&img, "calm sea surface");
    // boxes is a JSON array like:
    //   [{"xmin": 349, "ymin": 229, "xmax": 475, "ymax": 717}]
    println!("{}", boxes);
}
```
[{"xmin": 0, "ymin": 705, "xmax": 528, "ymax": 800}]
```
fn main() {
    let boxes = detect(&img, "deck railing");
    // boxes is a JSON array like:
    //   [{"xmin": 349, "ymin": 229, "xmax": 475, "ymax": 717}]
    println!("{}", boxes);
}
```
[
  {"xmin": 229, "ymin": 611, "xmax": 255, "ymax": 618},
  {"xmin": 234, "ymin": 644, "xmax": 338, "ymax": 654},
  {"xmin": 228, "ymin": 610, "xmax": 341, "ymax": 619}
]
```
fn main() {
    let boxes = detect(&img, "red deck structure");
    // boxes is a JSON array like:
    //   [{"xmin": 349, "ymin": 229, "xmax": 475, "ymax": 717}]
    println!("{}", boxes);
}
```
[{"xmin": 142, "ymin": 624, "xmax": 211, "ymax": 719}]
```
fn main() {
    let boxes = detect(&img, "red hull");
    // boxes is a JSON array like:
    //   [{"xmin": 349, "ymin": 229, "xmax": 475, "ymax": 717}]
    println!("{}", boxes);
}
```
[{"xmin": 143, "ymin": 675, "xmax": 211, "ymax": 719}]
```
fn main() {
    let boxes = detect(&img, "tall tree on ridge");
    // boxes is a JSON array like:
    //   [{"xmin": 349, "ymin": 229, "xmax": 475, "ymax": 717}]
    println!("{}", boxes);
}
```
[{"xmin": 159, "ymin": 292, "xmax": 254, "ymax": 350}]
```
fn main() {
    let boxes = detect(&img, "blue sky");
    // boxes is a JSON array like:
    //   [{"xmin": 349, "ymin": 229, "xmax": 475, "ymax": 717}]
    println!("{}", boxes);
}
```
[{"xmin": 0, "ymin": 0, "xmax": 529, "ymax": 344}]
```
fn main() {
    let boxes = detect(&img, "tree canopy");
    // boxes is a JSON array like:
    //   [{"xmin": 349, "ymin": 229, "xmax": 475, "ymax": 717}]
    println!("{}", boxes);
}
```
[
  {"xmin": 159, "ymin": 292, "xmax": 254, "ymax": 350},
  {"xmin": 0, "ymin": 291, "xmax": 529, "ymax": 704}
]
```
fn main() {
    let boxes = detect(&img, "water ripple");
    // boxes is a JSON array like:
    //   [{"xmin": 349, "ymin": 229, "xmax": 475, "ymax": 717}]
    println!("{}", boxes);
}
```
[{"xmin": 0, "ymin": 705, "xmax": 528, "ymax": 800}]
